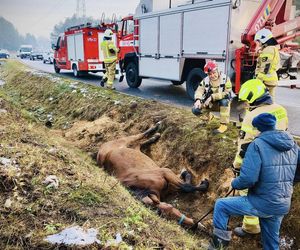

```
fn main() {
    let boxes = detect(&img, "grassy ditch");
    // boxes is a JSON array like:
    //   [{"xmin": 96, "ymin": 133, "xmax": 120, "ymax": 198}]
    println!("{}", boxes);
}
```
[{"xmin": 0, "ymin": 60, "xmax": 299, "ymax": 249}]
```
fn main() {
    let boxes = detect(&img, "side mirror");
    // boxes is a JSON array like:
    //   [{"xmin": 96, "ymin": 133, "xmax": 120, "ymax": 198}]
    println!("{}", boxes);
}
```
[{"xmin": 52, "ymin": 44, "xmax": 58, "ymax": 50}]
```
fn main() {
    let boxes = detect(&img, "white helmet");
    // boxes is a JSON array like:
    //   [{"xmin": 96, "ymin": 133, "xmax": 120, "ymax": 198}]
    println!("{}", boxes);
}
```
[
  {"xmin": 254, "ymin": 28, "xmax": 273, "ymax": 44},
  {"xmin": 104, "ymin": 28, "xmax": 113, "ymax": 38}
]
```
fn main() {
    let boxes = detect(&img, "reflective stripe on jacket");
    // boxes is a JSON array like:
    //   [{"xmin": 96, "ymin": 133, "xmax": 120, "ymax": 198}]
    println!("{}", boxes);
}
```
[
  {"xmin": 255, "ymin": 45, "xmax": 280, "ymax": 84},
  {"xmin": 233, "ymin": 103, "xmax": 288, "ymax": 168}
]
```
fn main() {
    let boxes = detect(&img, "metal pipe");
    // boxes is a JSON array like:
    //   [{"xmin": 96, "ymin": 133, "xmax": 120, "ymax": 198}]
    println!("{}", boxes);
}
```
[{"xmin": 169, "ymin": 0, "xmax": 172, "ymax": 8}]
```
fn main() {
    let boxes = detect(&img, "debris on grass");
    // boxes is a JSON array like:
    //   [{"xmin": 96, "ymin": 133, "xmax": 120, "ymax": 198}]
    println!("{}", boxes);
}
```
[{"xmin": 45, "ymin": 225, "xmax": 101, "ymax": 246}]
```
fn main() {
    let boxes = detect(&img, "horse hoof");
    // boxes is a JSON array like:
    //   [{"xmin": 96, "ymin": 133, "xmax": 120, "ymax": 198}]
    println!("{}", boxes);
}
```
[
  {"xmin": 199, "ymin": 179, "xmax": 209, "ymax": 190},
  {"xmin": 154, "ymin": 133, "xmax": 161, "ymax": 139},
  {"xmin": 180, "ymin": 169, "xmax": 188, "ymax": 179}
]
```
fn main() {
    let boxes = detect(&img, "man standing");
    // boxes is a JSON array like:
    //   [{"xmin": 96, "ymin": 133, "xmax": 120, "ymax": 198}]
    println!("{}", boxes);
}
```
[
  {"xmin": 193, "ymin": 61, "xmax": 232, "ymax": 134},
  {"xmin": 254, "ymin": 28, "xmax": 280, "ymax": 99},
  {"xmin": 232, "ymin": 78, "xmax": 288, "ymax": 237},
  {"xmin": 100, "ymin": 28, "xmax": 118, "ymax": 90},
  {"xmin": 209, "ymin": 113, "xmax": 299, "ymax": 250}
]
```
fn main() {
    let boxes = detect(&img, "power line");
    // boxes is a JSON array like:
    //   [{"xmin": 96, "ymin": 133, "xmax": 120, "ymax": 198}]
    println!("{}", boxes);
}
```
[{"xmin": 76, "ymin": 0, "xmax": 86, "ymax": 18}]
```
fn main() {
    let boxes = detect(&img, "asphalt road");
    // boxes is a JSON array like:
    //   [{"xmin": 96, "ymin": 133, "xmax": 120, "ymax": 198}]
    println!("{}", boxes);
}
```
[{"xmin": 18, "ymin": 58, "xmax": 300, "ymax": 136}]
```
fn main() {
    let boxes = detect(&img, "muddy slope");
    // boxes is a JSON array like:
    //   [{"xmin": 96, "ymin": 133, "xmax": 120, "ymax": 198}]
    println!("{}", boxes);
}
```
[{"xmin": 0, "ymin": 60, "xmax": 299, "ymax": 249}]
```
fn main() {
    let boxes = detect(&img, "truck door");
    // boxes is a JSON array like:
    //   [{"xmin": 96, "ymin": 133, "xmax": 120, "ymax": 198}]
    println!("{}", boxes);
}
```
[
  {"xmin": 56, "ymin": 36, "xmax": 67, "ymax": 68},
  {"xmin": 119, "ymin": 19, "xmax": 135, "ymax": 60}
]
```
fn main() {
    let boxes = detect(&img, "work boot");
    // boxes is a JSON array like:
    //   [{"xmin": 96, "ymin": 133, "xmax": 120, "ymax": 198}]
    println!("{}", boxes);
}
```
[
  {"xmin": 119, "ymin": 74, "xmax": 124, "ymax": 82},
  {"xmin": 202, "ymin": 112, "xmax": 214, "ymax": 122},
  {"xmin": 233, "ymin": 227, "xmax": 252, "ymax": 237},
  {"xmin": 105, "ymin": 86, "xmax": 116, "ymax": 90},
  {"xmin": 207, "ymin": 235, "xmax": 230, "ymax": 250},
  {"xmin": 100, "ymin": 77, "xmax": 108, "ymax": 87},
  {"xmin": 213, "ymin": 124, "xmax": 228, "ymax": 134}
]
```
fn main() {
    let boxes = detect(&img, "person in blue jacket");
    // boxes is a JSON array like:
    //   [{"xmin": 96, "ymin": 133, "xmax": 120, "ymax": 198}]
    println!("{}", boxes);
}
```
[{"xmin": 208, "ymin": 113, "xmax": 300, "ymax": 250}]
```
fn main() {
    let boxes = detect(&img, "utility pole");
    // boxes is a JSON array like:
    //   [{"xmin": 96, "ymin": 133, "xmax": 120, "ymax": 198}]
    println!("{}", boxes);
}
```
[{"xmin": 76, "ymin": 0, "xmax": 86, "ymax": 18}]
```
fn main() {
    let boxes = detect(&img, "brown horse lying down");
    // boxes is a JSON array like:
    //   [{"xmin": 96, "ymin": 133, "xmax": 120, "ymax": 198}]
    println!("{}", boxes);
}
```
[{"xmin": 97, "ymin": 122, "xmax": 209, "ymax": 227}]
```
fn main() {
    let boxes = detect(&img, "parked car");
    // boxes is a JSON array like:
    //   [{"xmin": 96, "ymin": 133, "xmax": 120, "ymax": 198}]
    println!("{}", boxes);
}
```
[
  {"xmin": 0, "ymin": 49, "xmax": 10, "ymax": 59},
  {"xmin": 18, "ymin": 45, "xmax": 33, "ymax": 59},
  {"xmin": 43, "ymin": 51, "xmax": 54, "ymax": 64},
  {"xmin": 30, "ymin": 51, "xmax": 43, "ymax": 60}
]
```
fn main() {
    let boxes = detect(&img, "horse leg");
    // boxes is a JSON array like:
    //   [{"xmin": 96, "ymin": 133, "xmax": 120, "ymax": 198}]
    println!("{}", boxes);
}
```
[
  {"xmin": 142, "ymin": 121, "xmax": 161, "ymax": 137},
  {"xmin": 125, "ymin": 122, "xmax": 161, "ymax": 148},
  {"xmin": 162, "ymin": 168, "xmax": 209, "ymax": 193},
  {"xmin": 179, "ymin": 169, "xmax": 192, "ymax": 184},
  {"xmin": 140, "ymin": 133, "xmax": 161, "ymax": 148},
  {"xmin": 146, "ymin": 193, "xmax": 194, "ymax": 226}
]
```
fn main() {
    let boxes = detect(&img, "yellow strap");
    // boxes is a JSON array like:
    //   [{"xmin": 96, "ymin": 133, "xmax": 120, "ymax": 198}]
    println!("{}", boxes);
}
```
[
  {"xmin": 270, "ymin": 107, "xmax": 287, "ymax": 121},
  {"xmin": 240, "ymin": 124, "xmax": 257, "ymax": 135}
]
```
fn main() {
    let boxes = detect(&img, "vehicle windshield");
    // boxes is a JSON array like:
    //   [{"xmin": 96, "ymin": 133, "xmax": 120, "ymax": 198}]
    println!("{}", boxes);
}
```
[{"xmin": 20, "ymin": 48, "xmax": 32, "ymax": 52}]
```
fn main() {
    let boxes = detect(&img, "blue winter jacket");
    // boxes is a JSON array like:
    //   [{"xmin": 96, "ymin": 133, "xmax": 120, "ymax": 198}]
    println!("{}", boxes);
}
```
[{"xmin": 232, "ymin": 130, "xmax": 300, "ymax": 215}]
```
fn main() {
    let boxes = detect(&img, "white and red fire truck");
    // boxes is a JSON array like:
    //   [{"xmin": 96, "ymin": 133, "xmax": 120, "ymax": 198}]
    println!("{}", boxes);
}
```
[
  {"xmin": 53, "ymin": 22, "xmax": 118, "ymax": 77},
  {"xmin": 117, "ymin": 0, "xmax": 300, "ymax": 99}
]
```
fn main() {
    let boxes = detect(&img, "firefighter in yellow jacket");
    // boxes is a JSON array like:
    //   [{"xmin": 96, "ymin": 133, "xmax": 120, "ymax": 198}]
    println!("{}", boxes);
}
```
[
  {"xmin": 232, "ymin": 79, "xmax": 288, "ymax": 237},
  {"xmin": 100, "ymin": 29, "xmax": 118, "ymax": 90},
  {"xmin": 254, "ymin": 28, "xmax": 280, "ymax": 99},
  {"xmin": 193, "ymin": 61, "xmax": 232, "ymax": 134}
]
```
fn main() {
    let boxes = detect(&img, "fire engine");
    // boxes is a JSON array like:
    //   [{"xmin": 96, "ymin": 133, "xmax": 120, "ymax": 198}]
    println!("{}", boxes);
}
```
[
  {"xmin": 117, "ymin": 0, "xmax": 300, "ymax": 99},
  {"xmin": 52, "ymin": 22, "xmax": 117, "ymax": 77}
]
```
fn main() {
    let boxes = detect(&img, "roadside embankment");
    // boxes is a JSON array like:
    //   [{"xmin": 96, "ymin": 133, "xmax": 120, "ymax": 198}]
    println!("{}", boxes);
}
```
[{"xmin": 0, "ymin": 60, "xmax": 298, "ymax": 249}]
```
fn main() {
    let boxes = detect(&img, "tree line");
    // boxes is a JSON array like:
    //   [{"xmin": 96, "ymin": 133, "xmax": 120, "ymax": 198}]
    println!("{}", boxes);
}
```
[{"xmin": 0, "ymin": 16, "xmax": 38, "ymax": 51}]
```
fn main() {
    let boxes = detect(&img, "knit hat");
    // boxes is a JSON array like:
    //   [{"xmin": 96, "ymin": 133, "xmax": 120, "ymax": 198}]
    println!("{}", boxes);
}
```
[{"xmin": 252, "ymin": 113, "xmax": 276, "ymax": 132}]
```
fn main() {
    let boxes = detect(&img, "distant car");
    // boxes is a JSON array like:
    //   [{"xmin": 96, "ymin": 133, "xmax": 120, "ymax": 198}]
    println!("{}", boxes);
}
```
[
  {"xmin": 0, "ymin": 49, "xmax": 10, "ymax": 59},
  {"xmin": 30, "ymin": 51, "xmax": 43, "ymax": 60},
  {"xmin": 43, "ymin": 51, "xmax": 54, "ymax": 64}
]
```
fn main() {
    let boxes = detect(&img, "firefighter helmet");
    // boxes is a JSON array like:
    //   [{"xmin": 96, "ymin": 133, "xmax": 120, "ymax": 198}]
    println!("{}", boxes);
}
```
[
  {"xmin": 104, "ymin": 28, "xmax": 113, "ymax": 39},
  {"xmin": 254, "ymin": 28, "xmax": 273, "ymax": 44},
  {"xmin": 204, "ymin": 60, "xmax": 218, "ymax": 73},
  {"xmin": 239, "ymin": 79, "xmax": 267, "ymax": 104}
]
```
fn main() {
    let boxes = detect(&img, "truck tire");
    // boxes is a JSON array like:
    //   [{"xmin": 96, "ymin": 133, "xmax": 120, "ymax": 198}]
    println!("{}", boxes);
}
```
[
  {"xmin": 72, "ymin": 64, "xmax": 80, "ymax": 77},
  {"xmin": 54, "ymin": 61, "xmax": 60, "ymax": 74},
  {"xmin": 186, "ymin": 68, "xmax": 206, "ymax": 100},
  {"xmin": 171, "ymin": 80, "xmax": 183, "ymax": 86},
  {"xmin": 126, "ymin": 62, "xmax": 142, "ymax": 88}
]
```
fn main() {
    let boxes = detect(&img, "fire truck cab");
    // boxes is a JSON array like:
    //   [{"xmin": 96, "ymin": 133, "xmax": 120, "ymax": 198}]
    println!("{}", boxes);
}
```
[{"xmin": 53, "ymin": 23, "xmax": 118, "ymax": 77}]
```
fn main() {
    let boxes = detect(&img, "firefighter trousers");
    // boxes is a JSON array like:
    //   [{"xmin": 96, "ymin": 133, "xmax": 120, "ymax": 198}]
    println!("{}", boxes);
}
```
[
  {"xmin": 104, "ymin": 61, "xmax": 117, "ymax": 87},
  {"xmin": 202, "ymin": 98, "xmax": 231, "ymax": 124},
  {"xmin": 239, "ymin": 189, "xmax": 261, "ymax": 234}
]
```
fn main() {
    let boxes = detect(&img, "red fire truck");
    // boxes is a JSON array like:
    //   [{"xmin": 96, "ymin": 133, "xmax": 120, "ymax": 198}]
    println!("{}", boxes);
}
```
[
  {"xmin": 117, "ymin": 0, "xmax": 300, "ymax": 99},
  {"xmin": 53, "ymin": 22, "xmax": 117, "ymax": 77}
]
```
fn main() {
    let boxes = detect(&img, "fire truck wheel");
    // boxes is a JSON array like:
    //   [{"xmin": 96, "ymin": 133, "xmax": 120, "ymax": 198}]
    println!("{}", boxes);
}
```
[
  {"xmin": 125, "ymin": 62, "xmax": 142, "ymax": 88},
  {"xmin": 72, "ymin": 64, "xmax": 80, "ymax": 77},
  {"xmin": 171, "ymin": 80, "xmax": 183, "ymax": 86},
  {"xmin": 54, "ymin": 61, "xmax": 60, "ymax": 74},
  {"xmin": 186, "ymin": 68, "xmax": 206, "ymax": 100}
]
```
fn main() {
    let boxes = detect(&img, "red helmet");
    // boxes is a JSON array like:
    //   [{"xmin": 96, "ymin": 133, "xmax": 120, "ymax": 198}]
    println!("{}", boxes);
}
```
[{"xmin": 204, "ymin": 61, "xmax": 218, "ymax": 74}]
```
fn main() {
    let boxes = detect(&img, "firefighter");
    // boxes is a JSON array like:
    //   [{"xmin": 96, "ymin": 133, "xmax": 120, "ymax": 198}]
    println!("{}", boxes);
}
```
[
  {"xmin": 193, "ymin": 61, "xmax": 232, "ymax": 134},
  {"xmin": 254, "ymin": 28, "xmax": 280, "ymax": 99},
  {"xmin": 232, "ymin": 79, "xmax": 288, "ymax": 237},
  {"xmin": 100, "ymin": 28, "xmax": 118, "ymax": 90}
]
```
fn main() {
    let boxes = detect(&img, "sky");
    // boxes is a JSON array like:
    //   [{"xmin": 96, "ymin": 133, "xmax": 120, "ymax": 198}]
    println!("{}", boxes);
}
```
[{"xmin": 0, "ymin": 0, "xmax": 140, "ymax": 38}]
